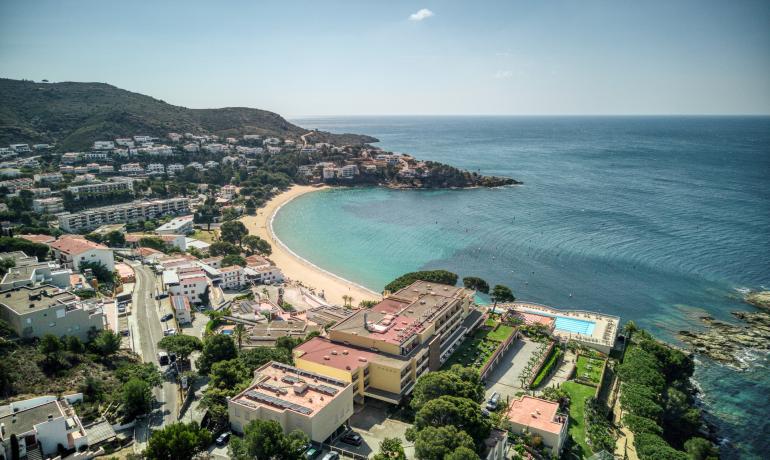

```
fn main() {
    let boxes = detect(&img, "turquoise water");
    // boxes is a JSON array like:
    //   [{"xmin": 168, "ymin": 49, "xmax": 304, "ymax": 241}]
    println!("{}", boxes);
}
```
[
  {"xmin": 520, "ymin": 309, "xmax": 597, "ymax": 335},
  {"xmin": 277, "ymin": 116, "xmax": 770, "ymax": 458}
]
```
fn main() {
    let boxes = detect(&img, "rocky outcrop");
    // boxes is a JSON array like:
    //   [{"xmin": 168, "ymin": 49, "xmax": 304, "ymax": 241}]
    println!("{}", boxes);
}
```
[
  {"xmin": 745, "ymin": 290, "xmax": 770, "ymax": 311},
  {"xmin": 678, "ymin": 311, "xmax": 770, "ymax": 369}
]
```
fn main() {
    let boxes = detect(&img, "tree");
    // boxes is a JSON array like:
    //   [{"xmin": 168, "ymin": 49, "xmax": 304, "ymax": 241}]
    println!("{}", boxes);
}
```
[
  {"xmin": 209, "ymin": 241, "xmax": 241, "ymax": 257},
  {"xmin": 684, "ymin": 437, "xmax": 719, "ymax": 460},
  {"xmin": 384, "ymin": 270, "xmax": 458, "ymax": 293},
  {"xmin": 341, "ymin": 294, "xmax": 353, "ymax": 307},
  {"xmin": 79, "ymin": 261, "xmax": 115, "ymax": 284},
  {"xmin": 373, "ymin": 438, "xmax": 407, "ymax": 460},
  {"xmin": 145, "ymin": 422, "xmax": 212, "ymax": 460},
  {"xmin": 38, "ymin": 334, "xmax": 63, "ymax": 359},
  {"xmin": 411, "ymin": 426, "xmax": 476, "ymax": 460},
  {"xmin": 275, "ymin": 335, "xmax": 302, "ymax": 352},
  {"xmin": 65, "ymin": 335, "xmax": 85, "ymax": 353},
  {"xmin": 138, "ymin": 236, "xmax": 167, "ymax": 252},
  {"xmin": 238, "ymin": 346, "xmax": 292, "ymax": 372},
  {"xmin": 158, "ymin": 334, "xmax": 203, "ymax": 362},
  {"xmin": 221, "ymin": 254, "xmax": 246, "ymax": 267},
  {"xmin": 104, "ymin": 230, "xmax": 126, "ymax": 247},
  {"xmin": 197, "ymin": 334, "xmax": 238, "ymax": 374},
  {"xmin": 220, "ymin": 221, "xmax": 248, "ymax": 247},
  {"xmin": 229, "ymin": 419, "xmax": 308, "ymax": 460},
  {"xmin": 445, "ymin": 447, "xmax": 481, "ymax": 460},
  {"xmin": 92, "ymin": 329, "xmax": 121, "ymax": 356},
  {"xmin": 80, "ymin": 375, "xmax": 105, "ymax": 402},
  {"xmin": 411, "ymin": 365, "xmax": 484, "ymax": 411},
  {"xmin": 121, "ymin": 378, "xmax": 154, "ymax": 418},
  {"xmin": 209, "ymin": 359, "xmax": 249, "ymax": 390},
  {"xmin": 233, "ymin": 323, "xmax": 246, "ymax": 350},
  {"xmin": 243, "ymin": 234, "xmax": 272, "ymax": 255},
  {"xmin": 0, "ymin": 257, "xmax": 15, "ymax": 276},
  {"xmin": 462, "ymin": 276, "xmax": 489, "ymax": 294},
  {"xmin": 414, "ymin": 396, "xmax": 491, "ymax": 444},
  {"xmin": 623, "ymin": 320, "xmax": 638, "ymax": 338},
  {"xmin": 490, "ymin": 284, "xmax": 515, "ymax": 307},
  {"xmin": 116, "ymin": 362, "xmax": 163, "ymax": 387}
]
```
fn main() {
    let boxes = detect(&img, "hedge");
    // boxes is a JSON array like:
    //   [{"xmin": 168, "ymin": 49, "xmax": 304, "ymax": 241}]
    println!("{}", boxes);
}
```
[{"xmin": 531, "ymin": 347, "xmax": 561, "ymax": 388}]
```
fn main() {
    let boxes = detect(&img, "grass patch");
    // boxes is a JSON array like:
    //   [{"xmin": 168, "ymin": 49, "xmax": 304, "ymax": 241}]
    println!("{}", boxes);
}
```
[
  {"xmin": 191, "ymin": 229, "xmax": 218, "ymax": 243},
  {"xmin": 576, "ymin": 355, "xmax": 604, "ymax": 386},
  {"xmin": 487, "ymin": 324, "xmax": 514, "ymax": 342},
  {"xmin": 442, "ymin": 321, "xmax": 514, "ymax": 370},
  {"xmin": 562, "ymin": 381, "xmax": 596, "ymax": 457}
]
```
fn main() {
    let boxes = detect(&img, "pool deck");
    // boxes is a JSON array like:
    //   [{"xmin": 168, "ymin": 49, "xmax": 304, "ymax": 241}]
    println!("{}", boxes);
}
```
[{"xmin": 507, "ymin": 302, "xmax": 620, "ymax": 353}]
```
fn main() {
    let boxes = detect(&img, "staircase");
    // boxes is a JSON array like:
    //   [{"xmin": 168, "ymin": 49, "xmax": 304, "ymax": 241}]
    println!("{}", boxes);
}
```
[{"xmin": 24, "ymin": 445, "xmax": 43, "ymax": 460}]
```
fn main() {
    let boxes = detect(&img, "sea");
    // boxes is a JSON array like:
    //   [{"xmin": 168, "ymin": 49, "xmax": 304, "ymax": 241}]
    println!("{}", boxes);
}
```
[{"xmin": 277, "ymin": 116, "xmax": 770, "ymax": 458}]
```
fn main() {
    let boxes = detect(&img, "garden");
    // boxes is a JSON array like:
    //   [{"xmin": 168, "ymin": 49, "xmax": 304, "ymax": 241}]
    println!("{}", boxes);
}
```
[
  {"xmin": 575, "ymin": 354, "xmax": 605, "ymax": 386},
  {"xmin": 442, "ymin": 319, "xmax": 515, "ymax": 370}
]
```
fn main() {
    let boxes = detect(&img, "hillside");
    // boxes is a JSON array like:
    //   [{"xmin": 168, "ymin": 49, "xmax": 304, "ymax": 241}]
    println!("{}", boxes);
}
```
[{"xmin": 0, "ymin": 79, "xmax": 377, "ymax": 149}]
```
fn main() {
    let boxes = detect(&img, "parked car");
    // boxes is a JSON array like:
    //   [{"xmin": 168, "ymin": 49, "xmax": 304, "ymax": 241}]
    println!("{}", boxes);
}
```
[
  {"xmin": 155, "ymin": 293, "xmax": 169, "ymax": 300},
  {"xmin": 340, "ymin": 432, "xmax": 363, "ymax": 446},
  {"xmin": 160, "ymin": 313, "xmax": 173, "ymax": 322},
  {"xmin": 486, "ymin": 392, "xmax": 501, "ymax": 411},
  {"xmin": 304, "ymin": 446, "xmax": 321, "ymax": 459},
  {"xmin": 215, "ymin": 432, "xmax": 230, "ymax": 446},
  {"xmin": 320, "ymin": 453, "xmax": 339, "ymax": 460},
  {"xmin": 163, "ymin": 328, "xmax": 177, "ymax": 336},
  {"xmin": 158, "ymin": 351, "xmax": 169, "ymax": 366},
  {"xmin": 120, "ymin": 329, "xmax": 130, "ymax": 336}
]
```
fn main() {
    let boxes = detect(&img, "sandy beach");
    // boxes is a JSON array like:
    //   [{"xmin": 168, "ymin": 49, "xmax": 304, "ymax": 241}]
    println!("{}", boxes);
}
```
[{"xmin": 241, "ymin": 185, "xmax": 381, "ymax": 307}]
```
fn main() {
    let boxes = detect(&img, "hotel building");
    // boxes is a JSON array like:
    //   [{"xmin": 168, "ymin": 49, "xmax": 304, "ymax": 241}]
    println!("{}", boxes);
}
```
[{"xmin": 293, "ymin": 281, "xmax": 480, "ymax": 404}]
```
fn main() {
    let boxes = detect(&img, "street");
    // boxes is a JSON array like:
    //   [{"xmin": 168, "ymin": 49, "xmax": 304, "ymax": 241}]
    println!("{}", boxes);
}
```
[{"xmin": 130, "ymin": 263, "xmax": 180, "ymax": 449}]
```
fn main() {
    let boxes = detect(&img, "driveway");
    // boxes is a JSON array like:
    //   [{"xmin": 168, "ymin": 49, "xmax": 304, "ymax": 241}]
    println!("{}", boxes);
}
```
[
  {"xmin": 341, "ymin": 401, "xmax": 415, "ymax": 458},
  {"xmin": 484, "ymin": 338, "xmax": 542, "ymax": 403}
]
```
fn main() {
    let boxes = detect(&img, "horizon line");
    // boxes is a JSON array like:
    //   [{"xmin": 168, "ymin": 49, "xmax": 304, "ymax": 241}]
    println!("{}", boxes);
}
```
[{"xmin": 287, "ymin": 113, "xmax": 770, "ymax": 119}]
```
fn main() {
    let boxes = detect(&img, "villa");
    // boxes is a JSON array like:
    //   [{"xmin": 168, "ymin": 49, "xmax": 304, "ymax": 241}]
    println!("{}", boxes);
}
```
[{"xmin": 505, "ymin": 395, "xmax": 568, "ymax": 456}]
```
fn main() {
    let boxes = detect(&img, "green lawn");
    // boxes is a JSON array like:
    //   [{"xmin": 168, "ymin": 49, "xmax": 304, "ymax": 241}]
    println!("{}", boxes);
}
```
[
  {"xmin": 191, "ymin": 229, "xmax": 218, "ymax": 243},
  {"xmin": 561, "ymin": 381, "xmax": 596, "ymax": 456},
  {"xmin": 576, "ymin": 355, "xmax": 605, "ymax": 385},
  {"xmin": 442, "ymin": 322, "xmax": 514, "ymax": 370}
]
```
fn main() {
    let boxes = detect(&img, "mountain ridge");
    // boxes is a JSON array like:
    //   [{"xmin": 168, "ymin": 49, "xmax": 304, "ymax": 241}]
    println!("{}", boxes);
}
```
[{"xmin": 0, "ymin": 78, "xmax": 378, "ymax": 149}]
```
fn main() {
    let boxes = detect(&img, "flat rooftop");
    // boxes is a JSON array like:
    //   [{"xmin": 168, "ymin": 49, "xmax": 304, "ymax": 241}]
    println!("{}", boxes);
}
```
[
  {"xmin": 332, "ymin": 281, "xmax": 469, "ymax": 346},
  {"xmin": 231, "ymin": 361, "xmax": 350, "ymax": 416},
  {"xmin": 0, "ymin": 400, "xmax": 63, "ymax": 438},
  {"xmin": 294, "ymin": 336, "xmax": 406, "ymax": 371},
  {"xmin": 0, "ymin": 285, "xmax": 78, "ymax": 314},
  {"xmin": 506, "ymin": 396, "xmax": 566, "ymax": 435}
]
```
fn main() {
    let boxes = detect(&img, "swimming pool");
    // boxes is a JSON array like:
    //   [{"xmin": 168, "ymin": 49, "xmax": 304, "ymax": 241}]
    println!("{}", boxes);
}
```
[{"xmin": 521, "ymin": 309, "xmax": 596, "ymax": 335}]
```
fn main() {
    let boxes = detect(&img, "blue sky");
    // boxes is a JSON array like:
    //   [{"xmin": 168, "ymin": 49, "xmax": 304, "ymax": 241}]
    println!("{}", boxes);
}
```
[{"xmin": 1, "ymin": 0, "xmax": 769, "ymax": 116}]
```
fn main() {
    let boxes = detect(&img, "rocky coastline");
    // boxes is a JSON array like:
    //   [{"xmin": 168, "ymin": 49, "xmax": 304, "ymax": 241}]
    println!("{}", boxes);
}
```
[{"xmin": 678, "ymin": 291, "xmax": 770, "ymax": 370}]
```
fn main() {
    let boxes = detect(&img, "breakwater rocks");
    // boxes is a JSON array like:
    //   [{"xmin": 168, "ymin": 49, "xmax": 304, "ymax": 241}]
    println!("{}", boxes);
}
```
[
  {"xmin": 678, "ymin": 311, "xmax": 770, "ymax": 369},
  {"xmin": 745, "ymin": 290, "xmax": 770, "ymax": 311}
]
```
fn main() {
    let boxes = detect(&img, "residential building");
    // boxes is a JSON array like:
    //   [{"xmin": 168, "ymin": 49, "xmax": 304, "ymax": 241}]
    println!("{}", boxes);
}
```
[
  {"xmin": 204, "ymin": 160, "xmax": 219, "ymax": 169},
  {"xmin": 183, "ymin": 143, "xmax": 199, "ymax": 153},
  {"xmin": 264, "ymin": 137, "xmax": 281, "ymax": 145},
  {"xmin": 10, "ymin": 143, "xmax": 31, "ymax": 153},
  {"xmin": 293, "ymin": 281, "xmax": 476, "ymax": 404},
  {"xmin": 0, "ymin": 285, "xmax": 105, "ymax": 340},
  {"xmin": 32, "ymin": 197, "xmax": 64, "ymax": 214},
  {"xmin": 228, "ymin": 362, "xmax": 354, "ymax": 443},
  {"xmin": 60, "ymin": 152, "xmax": 82, "ymax": 164},
  {"xmin": 18, "ymin": 234, "xmax": 56, "ymax": 245},
  {"xmin": 143, "ymin": 146, "xmax": 173, "ymax": 156},
  {"xmin": 18, "ymin": 187, "xmax": 52, "ymax": 198},
  {"xmin": 0, "ymin": 251, "xmax": 71, "ymax": 290},
  {"xmin": 200, "ymin": 256, "xmax": 223, "ymax": 269},
  {"xmin": 125, "ymin": 233, "xmax": 187, "ymax": 251},
  {"xmin": 57, "ymin": 197, "xmax": 191, "ymax": 232},
  {"xmin": 84, "ymin": 151, "xmax": 109, "ymax": 160},
  {"xmin": 0, "ymin": 147, "xmax": 16, "ymax": 158},
  {"xmin": 146, "ymin": 163, "xmax": 165, "ymax": 174},
  {"xmin": 33, "ymin": 172, "xmax": 64, "ymax": 184},
  {"xmin": 322, "ymin": 167, "xmax": 337, "ymax": 180},
  {"xmin": 242, "ymin": 134, "xmax": 261, "ymax": 141},
  {"xmin": 244, "ymin": 265, "xmax": 283, "ymax": 285},
  {"xmin": 266, "ymin": 145, "xmax": 281, "ymax": 154},
  {"xmin": 99, "ymin": 165, "xmax": 115, "ymax": 173},
  {"xmin": 297, "ymin": 165, "xmax": 314, "ymax": 176},
  {"xmin": 203, "ymin": 143, "xmax": 226, "ymax": 154},
  {"xmin": 220, "ymin": 265, "xmax": 245, "ymax": 290},
  {"xmin": 155, "ymin": 215, "xmax": 195, "ymax": 235},
  {"xmin": 120, "ymin": 163, "xmax": 143, "ymax": 174},
  {"xmin": 0, "ymin": 395, "xmax": 90, "ymax": 459},
  {"xmin": 92, "ymin": 141, "xmax": 114, "ymax": 150},
  {"xmin": 168, "ymin": 132, "xmax": 183, "ymax": 142},
  {"xmin": 171, "ymin": 294, "xmax": 192, "ymax": 324},
  {"xmin": 66, "ymin": 179, "xmax": 133, "ymax": 199},
  {"xmin": 133, "ymin": 135, "xmax": 152, "ymax": 143},
  {"xmin": 49, "ymin": 236, "xmax": 115, "ymax": 272},
  {"xmin": 340, "ymin": 164, "xmax": 358, "ymax": 179},
  {"xmin": 505, "ymin": 396, "xmax": 568, "ymax": 456},
  {"xmin": 0, "ymin": 177, "xmax": 33, "ymax": 193},
  {"xmin": 115, "ymin": 138, "xmax": 134, "ymax": 147},
  {"xmin": 167, "ymin": 163, "xmax": 185, "ymax": 174},
  {"xmin": 163, "ymin": 271, "xmax": 208, "ymax": 304},
  {"xmin": 219, "ymin": 185, "xmax": 237, "ymax": 200}
]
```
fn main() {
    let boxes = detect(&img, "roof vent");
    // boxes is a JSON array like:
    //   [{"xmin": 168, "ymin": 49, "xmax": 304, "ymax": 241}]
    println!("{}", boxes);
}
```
[
  {"xmin": 345, "ymin": 365, "xmax": 351, "ymax": 370},
  {"xmin": 358, "ymin": 357, "xmax": 367, "ymax": 362},
  {"xmin": 323, "ymin": 356, "xmax": 330, "ymax": 360},
  {"xmin": 331, "ymin": 350, "xmax": 338, "ymax": 355},
  {"xmin": 342, "ymin": 350, "xmax": 349, "ymax": 355}
]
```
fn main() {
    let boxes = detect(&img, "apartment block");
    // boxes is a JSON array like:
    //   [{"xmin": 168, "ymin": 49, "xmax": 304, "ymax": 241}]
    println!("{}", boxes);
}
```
[
  {"xmin": 57, "ymin": 197, "xmax": 191, "ymax": 232},
  {"xmin": 294, "ymin": 281, "xmax": 476, "ymax": 404},
  {"xmin": 66, "ymin": 179, "xmax": 133, "ymax": 199},
  {"xmin": 32, "ymin": 197, "xmax": 64, "ymax": 214},
  {"xmin": 0, "ymin": 251, "xmax": 71, "ymax": 290}
]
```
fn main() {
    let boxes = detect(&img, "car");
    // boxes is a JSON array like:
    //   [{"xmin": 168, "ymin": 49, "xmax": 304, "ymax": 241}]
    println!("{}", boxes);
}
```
[
  {"xmin": 215, "ymin": 432, "xmax": 230, "ymax": 446},
  {"xmin": 155, "ymin": 293, "xmax": 169, "ymax": 300},
  {"xmin": 160, "ymin": 313, "xmax": 173, "ymax": 322},
  {"xmin": 339, "ymin": 432, "xmax": 363, "ymax": 446},
  {"xmin": 158, "ymin": 351, "xmax": 170, "ymax": 366},
  {"xmin": 486, "ymin": 392, "xmax": 501, "ymax": 411},
  {"xmin": 163, "ymin": 328, "xmax": 177, "ymax": 336},
  {"xmin": 304, "ymin": 446, "xmax": 321, "ymax": 459},
  {"xmin": 120, "ymin": 329, "xmax": 130, "ymax": 336},
  {"xmin": 320, "ymin": 453, "xmax": 339, "ymax": 460}
]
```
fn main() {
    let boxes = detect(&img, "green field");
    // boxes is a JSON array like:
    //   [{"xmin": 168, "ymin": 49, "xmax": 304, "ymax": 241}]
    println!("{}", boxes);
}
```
[
  {"xmin": 576, "ymin": 355, "xmax": 605, "ymax": 385},
  {"xmin": 191, "ymin": 229, "xmax": 218, "ymax": 243},
  {"xmin": 561, "ymin": 381, "xmax": 597, "ymax": 456},
  {"xmin": 442, "ymin": 322, "xmax": 515, "ymax": 370}
]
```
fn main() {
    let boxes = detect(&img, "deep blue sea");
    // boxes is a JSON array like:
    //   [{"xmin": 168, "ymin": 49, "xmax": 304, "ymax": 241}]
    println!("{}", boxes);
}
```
[{"xmin": 279, "ymin": 116, "xmax": 770, "ymax": 458}]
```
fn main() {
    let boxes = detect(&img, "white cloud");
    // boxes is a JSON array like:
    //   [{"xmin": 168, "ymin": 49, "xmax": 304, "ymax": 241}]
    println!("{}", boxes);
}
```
[
  {"xmin": 409, "ymin": 8, "xmax": 434, "ymax": 21},
  {"xmin": 494, "ymin": 70, "xmax": 514, "ymax": 79}
]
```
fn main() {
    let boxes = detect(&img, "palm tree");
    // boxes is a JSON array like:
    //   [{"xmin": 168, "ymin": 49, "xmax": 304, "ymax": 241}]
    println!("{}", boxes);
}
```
[
  {"xmin": 342, "ymin": 295, "xmax": 353, "ymax": 308},
  {"xmin": 234, "ymin": 324, "xmax": 246, "ymax": 350}
]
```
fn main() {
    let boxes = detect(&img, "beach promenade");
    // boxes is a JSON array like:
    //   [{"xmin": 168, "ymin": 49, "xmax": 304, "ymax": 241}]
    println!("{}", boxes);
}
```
[{"xmin": 241, "ymin": 185, "xmax": 381, "ymax": 307}]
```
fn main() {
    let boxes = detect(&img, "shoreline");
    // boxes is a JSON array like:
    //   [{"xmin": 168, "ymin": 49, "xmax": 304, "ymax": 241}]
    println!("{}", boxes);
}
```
[{"xmin": 241, "ymin": 185, "xmax": 381, "ymax": 307}]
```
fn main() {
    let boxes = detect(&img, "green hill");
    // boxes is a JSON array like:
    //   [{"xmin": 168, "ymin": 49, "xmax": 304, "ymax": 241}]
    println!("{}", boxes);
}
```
[{"xmin": 0, "ymin": 78, "xmax": 377, "ymax": 150}]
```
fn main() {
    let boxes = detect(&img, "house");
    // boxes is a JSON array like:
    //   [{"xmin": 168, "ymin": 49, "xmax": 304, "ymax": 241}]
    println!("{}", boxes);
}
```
[
  {"xmin": 10, "ymin": 143, "xmax": 31, "ymax": 153},
  {"xmin": 203, "ymin": 143, "xmax": 226, "ymax": 154},
  {"xmin": 505, "ymin": 396, "xmax": 568, "ymax": 456},
  {"xmin": 135, "ymin": 247, "xmax": 165, "ymax": 264},
  {"xmin": 119, "ymin": 163, "xmax": 143, "ymax": 174},
  {"xmin": 0, "ymin": 395, "xmax": 90, "ymax": 459},
  {"xmin": 171, "ymin": 294, "xmax": 192, "ymax": 324},
  {"xmin": 0, "ymin": 177, "xmax": 33, "ymax": 193},
  {"xmin": 84, "ymin": 152, "xmax": 109, "ymax": 161},
  {"xmin": 167, "ymin": 163, "xmax": 185, "ymax": 174},
  {"xmin": 133, "ymin": 135, "xmax": 152, "ymax": 143},
  {"xmin": 32, "ymin": 197, "xmax": 64, "ymax": 214},
  {"xmin": 168, "ymin": 132, "xmax": 183, "ymax": 142},
  {"xmin": 219, "ymin": 185, "xmax": 237, "ymax": 200},
  {"xmin": 340, "ymin": 164, "xmax": 358, "ymax": 179},
  {"xmin": 146, "ymin": 163, "xmax": 165, "ymax": 174},
  {"xmin": 228, "ymin": 362, "xmax": 354, "ymax": 443},
  {"xmin": 92, "ymin": 141, "xmax": 114, "ymax": 150},
  {"xmin": 61, "ymin": 152, "xmax": 82, "ymax": 164},
  {"xmin": 0, "ymin": 285, "xmax": 105, "ymax": 340},
  {"xmin": 115, "ymin": 138, "xmax": 134, "ymax": 147},
  {"xmin": 244, "ymin": 265, "xmax": 283, "ymax": 285},
  {"xmin": 33, "ymin": 172, "xmax": 64, "ymax": 184},
  {"xmin": 0, "ymin": 251, "xmax": 71, "ymax": 290},
  {"xmin": 183, "ymin": 143, "xmax": 199, "ymax": 153},
  {"xmin": 155, "ymin": 215, "xmax": 194, "ymax": 235},
  {"xmin": 219, "ymin": 265, "xmax": 245, "ymax": 290},
  {"xmin": 49, "ymin": 236, "xmax": 115, "ymax": 272},
  {"xmin": 297, "ymin": 165, "xmax": 315, "ymax": 176},
  {"xmin": 163, "ymin": 270, "xmax": 209, "ymax": 304},
  {"xmin": 293, "ymin": 281, "xmax": 476, "ymax": 405}
]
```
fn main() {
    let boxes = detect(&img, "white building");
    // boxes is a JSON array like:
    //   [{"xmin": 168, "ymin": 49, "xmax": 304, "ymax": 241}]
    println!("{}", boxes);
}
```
[
  {"xmin": 33, "ymin": 172, "xmax": 64, "ymax": 184},
  {"xmin": 84, "ymin": 151, "xmax": 109, "ymax": 161},
  {"xmin": 182, "ymin": 143, "xmax": 199, "ymax": 153},
  {"xmin": 115, "ymin": 138, "xmax": 134, "ymax": 147},
  {"xmin": 32, "ymin": 197, "xmax": 64, "ymax": 214},
  {"xmin": 10, "ymin": 144, "xmax": 31, "ymax": 153},
  {"xmin": 60, "ymin": 152, "xmax": 82, "ymax": 164},
  {"xmin": 57, "ymin": 197, "xmax": 191, "ymax": 232},
  {"xmin": 133, "ymin": 135, "xmax": 152, "ymax": 143},
  {"xmin": 322, "ymin": 167, "xmax": 337, "ymax": 180},
  {"xmin": 168, "ymin": 132, "xmax": 183, "ymax": 142},
  {"xmin": 164, "ymin": 272, "xmax": 209, "ymax": 304},
  {"xmin": 203, "ymin": 143, "xmax": 226, "ymax": 154},
  {"xmin": 146, "ymin": 163, "xmax": 165, "ymax": 174},
  {"xmin": 167, "ymin": 163, "xmax": 185, "ymax": 174},
  {"xmin": 49, "ymin": 236, "xmax": 115, "ymax": 272},
  {"xmin": 120, "ymin": 163, "xmax": 143, "ymax": 174},
  {"xmin": 92, "ymin": 141, "xmax": 114, "ymax": 150},
  {"xmin": 66, "ymin": 179, "xmax": 133, "ymax": 199},
  {"xmin": 219, "ymin": 184, "xmax": 237, "ymax": 200},
  {"xmin": 171, "ymin": 294, "xmax": 192, "ymax": 324},
  {"xmin": 340, "ymin": 164, "xmax": 359, "ymax": 179},
  {"xmin": 155, "ymin": 215, "xmax": 194, "ymax": 235},
  {"xmin": 220, "ymin": 265, "xmax": 245, "ymax": 290}
]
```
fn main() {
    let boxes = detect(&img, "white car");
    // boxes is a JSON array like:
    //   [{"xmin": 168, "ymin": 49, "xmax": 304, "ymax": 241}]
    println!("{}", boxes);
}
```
[{"xmin": 163, "ymin": 328, "xmax": 177, "ymax": 336}]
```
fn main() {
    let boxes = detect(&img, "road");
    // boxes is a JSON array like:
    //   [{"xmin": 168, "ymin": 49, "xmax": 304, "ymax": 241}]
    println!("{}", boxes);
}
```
[{"xmin": 131, "ymin": 263, "xmax": 179, "ymax": 449}]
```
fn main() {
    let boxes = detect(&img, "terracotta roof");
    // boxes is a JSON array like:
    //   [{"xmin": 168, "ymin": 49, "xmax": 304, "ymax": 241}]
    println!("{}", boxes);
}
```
[
  {"xmin": 136, "ymin": 247, "xmax": 163, "ymax": 256},
  {"xmin": 50, "ymin": 236, "xmax": 109, "ymax": 255},
  {"xmin": 18, "ymin": 234, "xmax": 56, "ymax": 244},
  {"xmin": 506, "ymin": 396, "xmax": 566, "ymax": 435},
  {"xmin": 220, "ymin": 265, "xmax": 243, "ymax": 272},
  {"xmin": 294, "ymin": 337, "xmax": 379, "ymax": 373}
]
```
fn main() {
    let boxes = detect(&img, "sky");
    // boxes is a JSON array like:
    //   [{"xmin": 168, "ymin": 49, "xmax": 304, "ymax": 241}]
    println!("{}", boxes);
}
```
[{"xmin": 1, "ymin": 0, "xmax": 769, "ymax": 116}]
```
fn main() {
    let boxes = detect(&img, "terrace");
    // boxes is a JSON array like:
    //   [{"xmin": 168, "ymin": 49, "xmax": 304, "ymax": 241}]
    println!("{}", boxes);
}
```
[{"xmin": 442, "ymin": 319, "xmax": 515, "ymax": 370}]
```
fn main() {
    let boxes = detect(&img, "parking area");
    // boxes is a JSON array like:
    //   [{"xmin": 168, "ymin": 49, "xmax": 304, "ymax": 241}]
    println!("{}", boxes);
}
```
[
  {"xmin": 484, "ymin": 338, "xmax": 542, "ymax": 402},
  {"xmin": 339, "ymin": 401, "xmax": 414, "ymax": 459}
]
